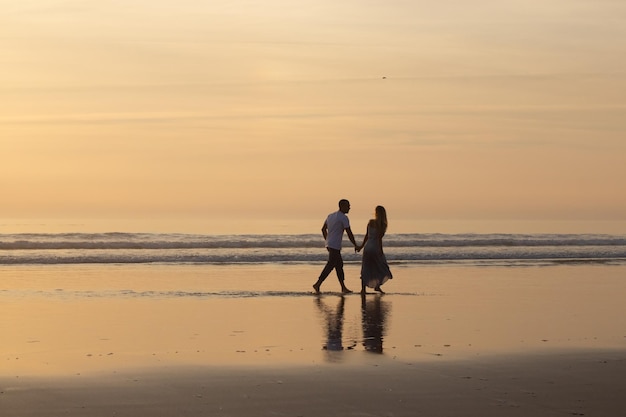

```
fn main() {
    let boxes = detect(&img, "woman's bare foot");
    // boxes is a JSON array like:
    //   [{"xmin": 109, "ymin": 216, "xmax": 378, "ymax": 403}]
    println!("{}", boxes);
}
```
[{"xmin": 374, "ymin": 286, "xmax": 385, "ymax": 294}]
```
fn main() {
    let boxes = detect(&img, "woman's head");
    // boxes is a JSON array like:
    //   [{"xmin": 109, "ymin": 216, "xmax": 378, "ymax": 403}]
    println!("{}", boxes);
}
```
[
  {"xmin": 375, "ymin": 206, "xmax": 387, "ymax": 235},
  {"xmin": 375, "ymin": 206, "xmax": 386, "ymax": 219}
]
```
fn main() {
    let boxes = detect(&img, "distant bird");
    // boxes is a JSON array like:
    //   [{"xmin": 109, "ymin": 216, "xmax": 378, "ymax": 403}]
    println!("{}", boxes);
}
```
[{"xmin": 382, "ymin": 76, "xmax": 387, "ymax": 79}]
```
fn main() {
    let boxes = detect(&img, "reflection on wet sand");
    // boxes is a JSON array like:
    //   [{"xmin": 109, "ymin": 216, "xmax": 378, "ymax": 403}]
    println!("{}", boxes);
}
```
[
  {"xmin": 315, "ymin": 296, "xmax": 348, "ymax": 352},
  {"xmin": 361, "ymin": 294, "xmax": 390, "ymax": 354},
  {"xmin": 315, "ymin": 294, "xmax": 390, "ymax": 361}
]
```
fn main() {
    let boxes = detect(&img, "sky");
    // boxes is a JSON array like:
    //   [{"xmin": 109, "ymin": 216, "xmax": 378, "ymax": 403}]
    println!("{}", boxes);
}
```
[{"xmin": 1, "ymin": 0, "xmax": 625, "ymax": 234}]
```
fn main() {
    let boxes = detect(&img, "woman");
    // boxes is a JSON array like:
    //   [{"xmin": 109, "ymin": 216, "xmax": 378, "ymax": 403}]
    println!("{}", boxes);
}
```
[{"xmin": 356, "ymin": 206, "xmax": 392, "ymax": 294}]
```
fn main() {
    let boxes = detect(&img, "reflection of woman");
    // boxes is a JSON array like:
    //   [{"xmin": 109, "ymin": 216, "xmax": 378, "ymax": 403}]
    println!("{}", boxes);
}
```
[
  {"xmin": 361, "ymin": 294, "xmax": 389, "ymax": 353},
  {"xmin": 356, "ymin": 206, "xmax": 392, "ymax": 294}
]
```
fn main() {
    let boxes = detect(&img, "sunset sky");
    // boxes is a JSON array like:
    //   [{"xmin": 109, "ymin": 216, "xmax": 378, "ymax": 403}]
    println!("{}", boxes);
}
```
[{"xmin": 2, "ymin": 1, "xmax": 625, "ymax": 234}]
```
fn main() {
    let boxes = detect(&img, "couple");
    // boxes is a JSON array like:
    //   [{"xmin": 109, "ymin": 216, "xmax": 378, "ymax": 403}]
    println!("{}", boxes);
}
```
[{"xmin": 312, "ymin": 199, "xmax": 393, "ymax": 295}]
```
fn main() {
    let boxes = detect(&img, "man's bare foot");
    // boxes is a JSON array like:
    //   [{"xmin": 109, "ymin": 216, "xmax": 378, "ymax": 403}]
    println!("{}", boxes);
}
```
[
  {"xmin": 341, "ymin": 288, "xmax": 353, "ymax": 294},
  {"xmin": 313, "ymin": 283, "xmax": 321, "ymax": 294}
]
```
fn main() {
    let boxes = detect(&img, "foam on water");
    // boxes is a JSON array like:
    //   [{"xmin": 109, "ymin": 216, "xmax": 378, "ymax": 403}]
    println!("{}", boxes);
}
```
[{"xmin": 1, "ymin": 233, "xmax": 625, "ymax": 266}]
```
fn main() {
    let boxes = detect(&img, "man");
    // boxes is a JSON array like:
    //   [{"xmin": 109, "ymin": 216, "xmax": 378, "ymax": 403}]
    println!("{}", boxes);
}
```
[{"xmin": 313, "ymin": 199, "xmax": 357, "ymax": 294}]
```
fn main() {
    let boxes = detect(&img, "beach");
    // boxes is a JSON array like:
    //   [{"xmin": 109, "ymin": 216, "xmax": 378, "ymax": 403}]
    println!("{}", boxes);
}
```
[
  {"xmin": 4, "ymin": 0, "xmax": 626, "ymax": 413},
  {"xmin": 3, "ymin": 351, "xmax": 626, "ymax": 417},
  {"xmin": 2, "ymin": 262, "xmax": 626, "ymax": 416}
]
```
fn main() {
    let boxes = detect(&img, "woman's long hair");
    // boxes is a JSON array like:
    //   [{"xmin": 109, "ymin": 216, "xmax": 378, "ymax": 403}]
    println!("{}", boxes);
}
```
[{"xmin": 375, "ymin": 206, "xmax": 388, "ymax": 237}]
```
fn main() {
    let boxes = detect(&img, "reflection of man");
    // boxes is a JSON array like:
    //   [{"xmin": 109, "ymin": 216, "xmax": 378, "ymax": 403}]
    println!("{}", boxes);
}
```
[
  {"xmin": 315, "ymin": 296, "xmax": 346, "ymax": 352},
  {"xmin": 361, "ymin": 294, "xmax": 389, "ymax": 354},
  {"xmin": 313, "ymin": 199, "xmax": 357, "ymax": 294}
]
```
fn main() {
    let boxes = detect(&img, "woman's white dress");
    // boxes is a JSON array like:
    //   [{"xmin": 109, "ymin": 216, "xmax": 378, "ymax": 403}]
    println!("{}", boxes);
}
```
[{"xmin": 360, "ymin": 225, "xmax": 392, "ymax": 288}]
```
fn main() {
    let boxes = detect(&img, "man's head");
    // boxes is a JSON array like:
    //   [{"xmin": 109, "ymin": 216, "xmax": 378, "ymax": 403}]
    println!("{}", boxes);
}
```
[{"xmin": 338, "ymin": 199, "xmax": 351, "ymax": 213}]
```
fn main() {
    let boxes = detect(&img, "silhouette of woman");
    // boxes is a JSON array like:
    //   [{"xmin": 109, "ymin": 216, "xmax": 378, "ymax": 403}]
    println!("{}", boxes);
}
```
[
  {"xmin": 361, "ymin": 293, "xmax": 389, "ymax": 353},
  {"xmin": 356, "ymin": 206, "xmax": 393, "ymax": 294}
]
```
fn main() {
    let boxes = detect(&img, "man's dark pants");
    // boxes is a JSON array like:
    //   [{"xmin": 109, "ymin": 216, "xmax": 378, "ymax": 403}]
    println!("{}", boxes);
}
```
[{"xmin": 317, "ymin": 248, "xmax": 345, "ymax": 284}]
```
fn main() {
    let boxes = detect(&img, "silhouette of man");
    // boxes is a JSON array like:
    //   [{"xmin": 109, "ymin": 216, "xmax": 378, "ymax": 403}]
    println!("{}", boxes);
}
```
[{"xmin": 313, "ymin": 199, "xmax": 357, "ymax": 294}]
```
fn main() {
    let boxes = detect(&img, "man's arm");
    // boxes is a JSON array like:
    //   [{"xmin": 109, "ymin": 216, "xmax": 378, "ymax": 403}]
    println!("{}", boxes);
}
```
[
  {"xmin": 345, "ymin": 227, "xmax": 357, "ymax": 249},
  {"xmin": 321, "ymin": 221, "xmax": 328, "ymax": 240}
]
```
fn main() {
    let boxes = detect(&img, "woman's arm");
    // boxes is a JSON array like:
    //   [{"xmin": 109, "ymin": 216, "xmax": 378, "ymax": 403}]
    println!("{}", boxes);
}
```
[{"xmin": 356, "ymin": 223, "xmax": 370, "ymax": 252}]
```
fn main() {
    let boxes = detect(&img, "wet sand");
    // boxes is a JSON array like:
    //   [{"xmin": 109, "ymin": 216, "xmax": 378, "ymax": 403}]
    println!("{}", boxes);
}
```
[
  {"xmin": 2, "ymin": 263, "xmax": 626, "ymax": 415},
  {"xmin": 3, "ymin": 351, "xmax": 626, "ymax": 417}
]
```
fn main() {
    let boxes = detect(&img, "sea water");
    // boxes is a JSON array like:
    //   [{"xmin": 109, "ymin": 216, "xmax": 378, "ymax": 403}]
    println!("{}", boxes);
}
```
[
  {"xmin": 1, "ymin": 232, "xmax": 625, "ymax": 266},
  {"xmin": 2, "ymin": 233, "xmax": 626, "ymax": 371}
]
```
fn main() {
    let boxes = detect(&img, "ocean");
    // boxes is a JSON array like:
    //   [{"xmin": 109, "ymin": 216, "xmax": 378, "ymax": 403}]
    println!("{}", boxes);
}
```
[
  {"xmin": 3, "ymin": 232, "xmax": 626, "ymax": 373},
  {"xmin": 1, "ymin": 232, "xmax": 625, "ymax": 266}
]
